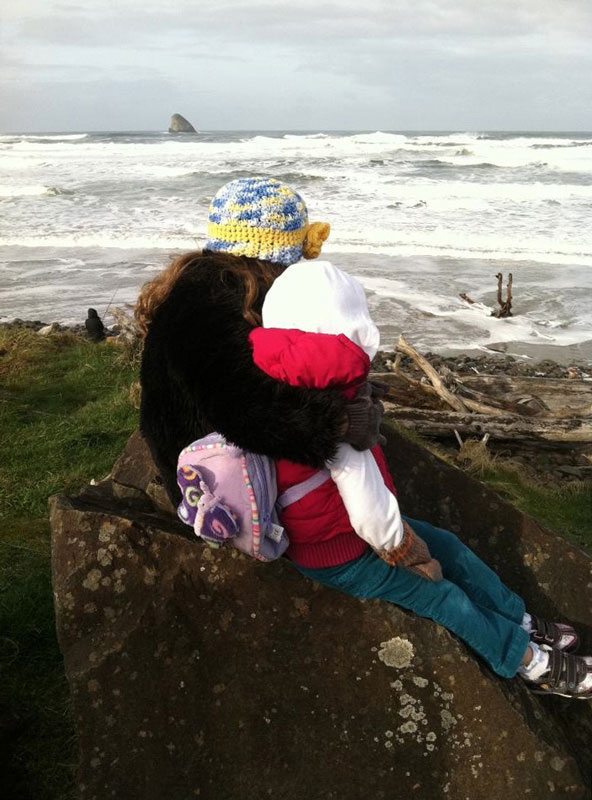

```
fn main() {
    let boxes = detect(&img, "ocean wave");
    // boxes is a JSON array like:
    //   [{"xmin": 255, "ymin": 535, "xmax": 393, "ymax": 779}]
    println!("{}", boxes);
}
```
[
  {"xmin": 0, "ymin": 233, "xmax": 198, "ymax": 250},
  {"xmin": 411, "ymin": 158, "xmax": 498, "ymax": 170},
  {"xmin": 346, "ymin": 131, "xmax": 408, "ymax": 145},
  {"xmin": 327, "ymin": 233, "xmax": 592, "ymax": 268},
  {"xmin": 414, "ymin": 153, "xmax": 564, "ymax": 171},
  {"xmin": 379, "ymin": 180, "xmax": 592, "ymax": 204},
  {"xmin": 0, "ymin": 156, "xmax": 44, "ymax": 170},
  {"xmin": 531, "ymin": 141, "xmax": 592, "ymax": 150},
  {"xmin": 249, "ymin": 135, "xmax": 288, "ymax": 144},
  {"xmin": 5, "ymin": 131, "xmax": 588, "ymax": 178},
  {"xmin": 0, "ymin": 185, "xmax": 71, "ymax": 198},
  {"xmin": 283, "ymin": 133, "xmax": 329, "ymax": 140},
  {"xmin": 1, "ymin": 133, "xmax": 89, "ymax": 142},
  {"xmin": 477, "ymin": 134, "xmax": 591, "ymax": 145},
  {"xmin": 143, "ymin": 165, "xmax": 200, "ymax": 178}
]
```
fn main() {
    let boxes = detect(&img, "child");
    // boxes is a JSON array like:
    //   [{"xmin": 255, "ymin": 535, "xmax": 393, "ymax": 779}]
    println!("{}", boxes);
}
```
[
  {"xmin": 250, "ymin": 260, "xmax": 443, "ymax": 579},
  {"xmin": 204, "ymin": 176, "xmax": 591, "ymax": 699}
]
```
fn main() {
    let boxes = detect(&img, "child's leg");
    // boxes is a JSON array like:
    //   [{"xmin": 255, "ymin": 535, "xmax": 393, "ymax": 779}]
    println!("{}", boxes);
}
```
[
  {"xmin": 404, "ymin": 516, "xmax": 525, "ymax": 626},
  {"xmin": 296, "ymin": 548, "xmax": 529, "ymax": 679}
]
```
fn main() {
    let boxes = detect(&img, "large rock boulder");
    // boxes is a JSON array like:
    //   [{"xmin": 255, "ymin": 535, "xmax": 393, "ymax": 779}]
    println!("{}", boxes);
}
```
[
  {"xmin": 168, "ymin": 113, "xmax": 197, "ymax": 133},
  {"xmin": 49, "ymin": 425, "xmax": 592, "ymax": 799}
]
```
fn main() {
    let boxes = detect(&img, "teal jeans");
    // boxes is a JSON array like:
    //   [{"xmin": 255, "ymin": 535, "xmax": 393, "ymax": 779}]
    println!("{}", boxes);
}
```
[{"xmin": 295, "ymin": 517, "xmax": 529, "ymax": 678}]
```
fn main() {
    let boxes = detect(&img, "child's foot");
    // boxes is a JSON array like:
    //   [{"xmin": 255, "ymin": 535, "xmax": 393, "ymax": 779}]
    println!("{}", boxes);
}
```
[
  {"xmin": 526, "ymin": 647, "xmax": 592, "ymax": 699},
  {"xmin": 526, "ymin": 613, "xmax": 579, "ymax": 653}
]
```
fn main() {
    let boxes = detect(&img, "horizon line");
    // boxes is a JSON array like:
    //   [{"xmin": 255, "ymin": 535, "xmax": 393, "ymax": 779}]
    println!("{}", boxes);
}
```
[{"xmin": 2, "ymin": 127, "xmax": 592, "ymax": 136}]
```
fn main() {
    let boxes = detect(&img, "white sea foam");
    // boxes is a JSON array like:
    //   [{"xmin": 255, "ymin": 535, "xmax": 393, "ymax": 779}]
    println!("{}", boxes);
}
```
[
  {"xmin": 0, "ymin": 184, "xmax": 54, "ymax": 197},
  {"xmin": 0, "ymin": 133, "xmax": 88, "ymax": 142},
  {"xmin": 1, "ymin": 129, "xmax": 591, "ymax": 357},
  {"xmin": 0, "ymin": 233, "xmax": 198, "ymax": 249},
  {"xmin": 327, "ymin": 241, "xmax": 592, "ymax": 268},
  {"xmin": 358, "ymin": 274, "xmax": 592, "ymax": 350},
  {"xmin": 283, "ymin": 133, "xmax": 329, "ymax": 140}
]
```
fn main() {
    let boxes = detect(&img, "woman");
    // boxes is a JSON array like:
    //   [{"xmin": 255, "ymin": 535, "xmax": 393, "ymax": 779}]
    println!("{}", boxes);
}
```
[{"xmin": 135, "ymin": 192, "xmax": 382, "ymax": 506}]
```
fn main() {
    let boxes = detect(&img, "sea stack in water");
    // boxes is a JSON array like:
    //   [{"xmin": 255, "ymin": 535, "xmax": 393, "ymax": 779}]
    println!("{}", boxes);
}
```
[{"xmin": 168, "ymin": 113, "xmax": 197, "ymax": 134}]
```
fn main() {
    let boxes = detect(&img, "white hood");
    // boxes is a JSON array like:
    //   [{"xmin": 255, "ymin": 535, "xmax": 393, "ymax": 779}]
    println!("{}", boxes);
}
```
[{"xmin": 262, "ymin": 260, "xmax": 380, "ymax": 359}]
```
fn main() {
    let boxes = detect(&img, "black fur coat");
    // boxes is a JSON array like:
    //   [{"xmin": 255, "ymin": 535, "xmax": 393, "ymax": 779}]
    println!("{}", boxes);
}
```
[{"xmin": 139, "ymin": 257, "xmax": 347, "ymax": 502}]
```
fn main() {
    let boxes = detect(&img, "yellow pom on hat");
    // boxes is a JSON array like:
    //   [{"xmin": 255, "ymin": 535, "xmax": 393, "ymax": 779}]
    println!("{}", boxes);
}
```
[{"xmin": 302, "ymin": 221, "xmax": 330, "ymax": 260}]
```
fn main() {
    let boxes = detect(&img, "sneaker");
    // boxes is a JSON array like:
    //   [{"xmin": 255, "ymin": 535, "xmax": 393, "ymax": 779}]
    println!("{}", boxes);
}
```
[
  {"xmin": 528, "ymin": 647, "xmax": 592, "ymax": 699},
  {"xmin": 529, "ymin": 614, "xmax": 579, "ymax": 653}
]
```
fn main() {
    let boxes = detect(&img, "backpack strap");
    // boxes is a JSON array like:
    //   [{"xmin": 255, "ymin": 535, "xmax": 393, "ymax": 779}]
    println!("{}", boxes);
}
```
[{"xmin": 276, "ymin": 468, "xmax": 331, "ymax": 511}]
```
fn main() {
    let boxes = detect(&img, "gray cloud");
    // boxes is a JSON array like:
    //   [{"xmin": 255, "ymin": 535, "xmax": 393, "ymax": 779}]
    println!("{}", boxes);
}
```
[
  {"xmin": 2, "ymin": 1, "xmax": 591, "ymax": 131},
  {"xmin": 13, "ymin": 1, "xmax": 592, "ymax": 44}
]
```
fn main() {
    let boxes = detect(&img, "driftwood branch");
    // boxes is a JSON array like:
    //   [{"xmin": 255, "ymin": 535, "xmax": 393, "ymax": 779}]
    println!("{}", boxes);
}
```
[
  {"xmin": 372, "ymin": 334, "xmax": 591, "ymax": 447},
  {"xmin": 496, "ymin": 272, "xmax": 503, "ymax": 308},
  {"xmin": 395, "ymin": 335, "xmax": 468, "ymax": 413},
  {"xmin": 492, "ymin": 273, "xmax": 513, "ymax": 318},
  {"xmin": 111, "ymin": 306, "xmax": 141, "ymax": 345},
  {"xmin": 394, "ymin": 336, "xmax": 510, "ymax": 416}
]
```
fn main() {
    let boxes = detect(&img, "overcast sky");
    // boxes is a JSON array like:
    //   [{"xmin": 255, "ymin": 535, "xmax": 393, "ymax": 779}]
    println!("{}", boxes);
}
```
[{"xmin": 1, "ymin": 0, "xmax": 591, "ymax": 132}]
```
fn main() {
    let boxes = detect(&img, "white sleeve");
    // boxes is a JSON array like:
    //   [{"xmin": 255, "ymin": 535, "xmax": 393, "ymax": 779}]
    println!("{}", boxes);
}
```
[{"xmin": 328, "ymin": 442, "xmax": 404, "ymax": 551}]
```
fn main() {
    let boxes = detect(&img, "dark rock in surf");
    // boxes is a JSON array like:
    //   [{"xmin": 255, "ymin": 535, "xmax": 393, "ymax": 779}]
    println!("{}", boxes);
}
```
[{"xmin": 168, "ymin": 114, "xmax": 197, "ymax": 134}]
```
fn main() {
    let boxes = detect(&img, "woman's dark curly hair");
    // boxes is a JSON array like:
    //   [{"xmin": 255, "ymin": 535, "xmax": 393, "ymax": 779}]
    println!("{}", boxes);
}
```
[{"xmin": 135, "ymin": 250, "xmax": 286, "ymax": 336}]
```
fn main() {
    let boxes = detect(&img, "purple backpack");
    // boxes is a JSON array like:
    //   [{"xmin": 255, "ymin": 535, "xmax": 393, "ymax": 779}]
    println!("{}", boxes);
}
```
[{"xmin": 176, "ymin": 433, "xmax": 330, "ymax": 561}]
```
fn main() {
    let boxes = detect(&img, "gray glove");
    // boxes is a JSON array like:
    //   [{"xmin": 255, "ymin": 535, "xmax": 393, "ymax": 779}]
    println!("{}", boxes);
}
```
[
  {"xmin": 369, "ymin": 379, "xmax": 390, "ymax": 400},
  {"xmin": 342, "ymin": 382, "xmax": 385, "ymax": 451}
]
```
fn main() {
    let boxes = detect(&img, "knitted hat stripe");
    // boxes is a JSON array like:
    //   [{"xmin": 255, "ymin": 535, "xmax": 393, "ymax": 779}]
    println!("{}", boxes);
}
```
[
  {"xmin": 205, "ymin": 177, "xmax": 312, "ymax": 267},
  {"xmin": 207, "ymin": 221, "xmax": 307, "ymax": 246}
]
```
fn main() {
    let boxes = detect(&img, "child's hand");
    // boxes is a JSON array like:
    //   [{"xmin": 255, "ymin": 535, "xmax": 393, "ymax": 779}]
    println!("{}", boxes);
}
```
[
  {"xmin": 378, "ymin": 521, "xmax": 443, "ymax": 581},
  {"xmin": 407, "ymin": 558, "xmax": 443, "ymax": 582}
]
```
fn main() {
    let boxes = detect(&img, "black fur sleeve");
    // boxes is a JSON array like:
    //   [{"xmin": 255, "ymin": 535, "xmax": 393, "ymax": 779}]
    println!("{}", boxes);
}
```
[{"xmin": 139, "ymin": 265, "xmax": 348, "ymax": 497}]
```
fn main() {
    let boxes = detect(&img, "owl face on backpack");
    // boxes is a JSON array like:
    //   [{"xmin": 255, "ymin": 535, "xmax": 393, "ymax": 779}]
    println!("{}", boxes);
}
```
[{"xmin": 177, "ymin": 467, "xmax": 239, "ymax": 544}]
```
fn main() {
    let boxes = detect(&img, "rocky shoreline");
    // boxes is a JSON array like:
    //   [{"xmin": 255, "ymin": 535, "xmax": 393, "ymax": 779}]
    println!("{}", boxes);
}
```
[
  {"xmin": 3, "ymin": 317, "xmax": 591, "ymax": 482},
  {"xmin": 3, "ymin": 318, "xmax": 591, "ymax": 380},
  {"xmin": 372, "ymin": 349, "xmax": 591, "ymax": 381},
  {"xmin": 371, "ymin": 347, "xmax": 592, "ymax": 485},
  {"xmin": 0, "ymin": 317, "xmax": 117, "ymax": 337}
]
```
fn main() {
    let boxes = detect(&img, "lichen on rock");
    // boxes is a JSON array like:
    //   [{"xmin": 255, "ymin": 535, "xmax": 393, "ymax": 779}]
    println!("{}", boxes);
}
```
[{"xmin": 377, "ymin": 636, "xmax": 414, "ymax": 669}]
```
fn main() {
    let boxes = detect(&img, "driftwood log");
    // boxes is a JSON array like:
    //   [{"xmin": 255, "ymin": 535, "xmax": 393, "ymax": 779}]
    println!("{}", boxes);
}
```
[
  {"xmin": 386, "ymin": 406, "xmax": 592, "ymax": 444},
  {"xmin": 459, "ymin": 273, "xmax": 513, "ymax": 317},
  {"xmin": 372, "ymin": 336, "xmax": 592, "ymax": 446},
  {"xmin": 492, "ymin": 272, "xmax": 513, "ymax": 318}
]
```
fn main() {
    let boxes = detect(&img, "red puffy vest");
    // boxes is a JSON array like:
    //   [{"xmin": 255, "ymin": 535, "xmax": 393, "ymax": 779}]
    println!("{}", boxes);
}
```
[{"xmin": 249, "ymin": 328, "xmax": 396, "ymax": 568}]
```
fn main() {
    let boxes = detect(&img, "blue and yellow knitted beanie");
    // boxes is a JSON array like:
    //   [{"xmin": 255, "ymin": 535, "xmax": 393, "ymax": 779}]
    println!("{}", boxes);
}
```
[{"xmin": 205, "ymin": 177, "xmax": 330, "ymax": 267}]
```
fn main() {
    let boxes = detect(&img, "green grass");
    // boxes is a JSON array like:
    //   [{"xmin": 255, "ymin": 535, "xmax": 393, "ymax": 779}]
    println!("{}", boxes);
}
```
[
  {"xmin": 474, "ymin": 465, "xmax": 592, "ymax": 550},
  {"xmin": 425, "ymin": 434, "xmax": 592, "ymax": 551},
  {"xmin": 0, "ymin": 328, "xmax": 138, "ymax": 800}
]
